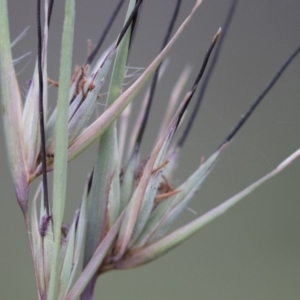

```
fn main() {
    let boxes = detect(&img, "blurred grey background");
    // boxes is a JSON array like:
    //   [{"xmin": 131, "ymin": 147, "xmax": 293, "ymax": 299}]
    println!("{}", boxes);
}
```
[{"xmin": 0, "ymin": 0, "xmax": 299, "ymax": 299}]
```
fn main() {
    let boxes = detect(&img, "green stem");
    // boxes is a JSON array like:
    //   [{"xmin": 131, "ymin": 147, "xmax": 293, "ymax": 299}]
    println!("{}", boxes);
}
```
[{"xmin": 47, "ymin": 0, "xmax": 75, "ymax": 299}]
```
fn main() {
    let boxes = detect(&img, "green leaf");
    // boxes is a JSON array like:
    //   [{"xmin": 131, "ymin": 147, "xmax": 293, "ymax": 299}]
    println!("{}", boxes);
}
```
[
  {"xmin": 30, "ymin": 183, "xmax": 44, "ymax": 295},
  {"xmin": 60, "ymin": 180, "xmax": 88, "ymax": 299},
  {"xmin": 117, "ymin": 148, "xmax": 300, "ymax": 269},
  {"xmin": 48, "ymin": 0, "xmax": 76, "ymax": 299},
  {"xmin": 64, "ymin": 213, "xmax": 124, "ymax": 300},
  {"xmin": 82, "ymin": 131, "xmax": 116, "ymax": 268},
  {"xmin": 42, "ymin": 210, "xmax": 54, "ymax": 294},
  {"xmin": 129, "ymin": 169, "xmax": 163, "ymax": 246},
  {"xmin": 133, "ymin": 150, "xmax": 221, "ymax": 248},
  {"xmin": 120, "ymin": 152, "xmax": 138, "ymax": 210},
  {"xmin": 108, "ymin": 137, "xmax": 121, "ymax": 227},
  {"xmin": 82, "ymin": 0, "xmax": 135, "ymax": 272},
  {"xmin": 58, "ymin": 210, "xmax": 78, "ymax": 299},
  {"xmin": 152, "ymin": 150, "xmax": 221, "ymax": 242},
  {"xmin": 115, "ymin": 95, "xmax": 187, "ymax": 259}
]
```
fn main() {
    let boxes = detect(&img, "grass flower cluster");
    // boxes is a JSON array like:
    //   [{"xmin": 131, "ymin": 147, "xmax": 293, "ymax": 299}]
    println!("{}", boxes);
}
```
[{"xmin": 0, "ymin": 0, "xmax": 299, "ymax": 299}]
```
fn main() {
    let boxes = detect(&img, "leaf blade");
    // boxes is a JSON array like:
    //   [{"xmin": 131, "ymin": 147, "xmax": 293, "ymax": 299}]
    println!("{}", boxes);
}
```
[
  {"xmin": 64, "ymin": 213, "xmax": 124, "ymax": 300},
  {"xmin": 48, "ymin": 0, "xmax": 76, "ymax": 298}
]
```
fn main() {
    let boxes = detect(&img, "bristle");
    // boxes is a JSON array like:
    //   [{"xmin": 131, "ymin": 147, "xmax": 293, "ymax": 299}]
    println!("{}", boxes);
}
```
[
  {"xmin": 175, "ymin": 28, "xmax": 221, "ymax": 136},
  {"xmin": 218, "ymin": 42, "xmax": 300, "ymax": 149},
  {"xmin": 11, "ymin": 26, "xmax": 30, "ymax": 48},
  {"xmin": 47, "ymin": 0, "xmax": 54, "ymax": 26},
  {"xmin": 12, "ymin": 52, "xmax": 31, "ymax": 65},
  {"xmin": 176, "ymin": 0, "xmax": 237, "ymax": 149},
  {"xmin": 133, "ymin": 0, "xmax": 182, "ymax": 153}
]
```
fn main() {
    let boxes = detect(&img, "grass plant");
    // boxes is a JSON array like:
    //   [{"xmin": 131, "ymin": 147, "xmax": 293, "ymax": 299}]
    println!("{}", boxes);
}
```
[{"xmin": 0, "ymin": 1, "xmax": 299, "ymax": 299}]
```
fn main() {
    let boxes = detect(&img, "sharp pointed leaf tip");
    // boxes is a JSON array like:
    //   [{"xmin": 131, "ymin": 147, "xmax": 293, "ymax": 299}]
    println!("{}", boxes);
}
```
[
  {"xmin": 276, "ymin": 148, "xmax": 300, "ymax": 170},
  {"xmin": 214, "ymin": 28, "xmax": 222, "ymax": 42}
]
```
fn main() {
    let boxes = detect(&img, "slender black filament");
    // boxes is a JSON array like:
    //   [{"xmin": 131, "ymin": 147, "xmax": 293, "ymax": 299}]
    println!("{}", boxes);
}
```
[
  {"xmin": 218, "ymin": 42, "xmax": 300, "ymax": 149},
  {"xmin": 86, "ymin": 0, "xmax": 125, "ymax": 65},
  {"xmin": 116, "ymin": 0, "xmax": 144, "ymax": 47},
  {"xmin": 127, "ymin": 0, "xmax": 140, "ymax": 50},
  {"xmin": 47, "ymin": 0, "xmax": 54, "ymax": 26},
  {"xmin": 133, "ymin": 0, "xmax": 182, "ymax": 154},
  {"xmin": 37, "ymin": 0, "xmax": 50, "ymax": 216},
  {"xmin": 175, "ymin": 30, "xmax": 221, "ymax": 131},
  {"xmin": 177, "ymin": 0, "xmax": 237, "ymax": 148}
]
